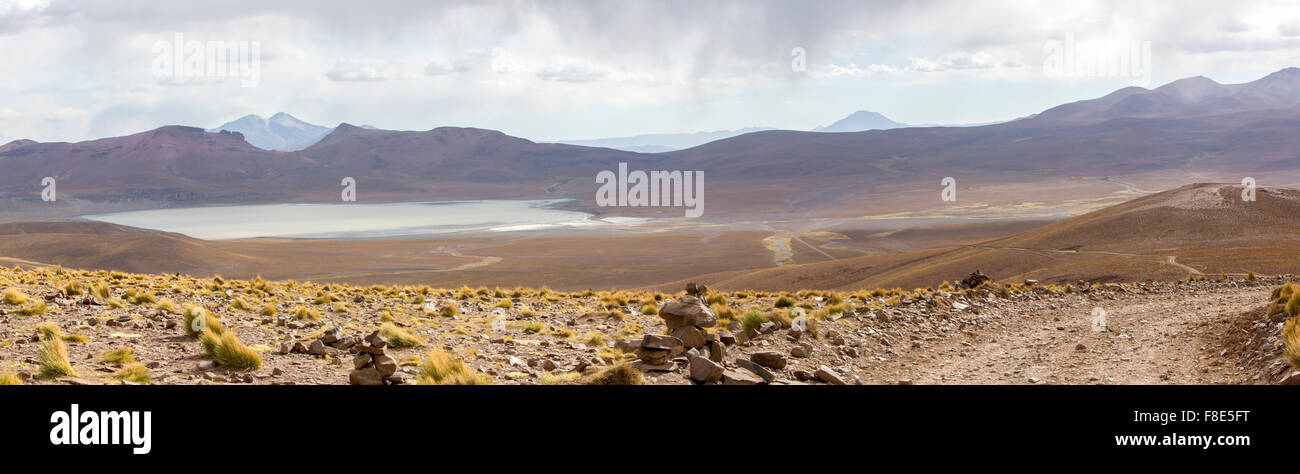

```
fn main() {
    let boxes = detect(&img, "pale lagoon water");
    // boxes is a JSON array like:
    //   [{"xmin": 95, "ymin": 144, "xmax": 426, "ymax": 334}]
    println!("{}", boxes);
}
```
[{"xmin": 82, "ymin": 200, "xmax": 636, "ymax": 240}]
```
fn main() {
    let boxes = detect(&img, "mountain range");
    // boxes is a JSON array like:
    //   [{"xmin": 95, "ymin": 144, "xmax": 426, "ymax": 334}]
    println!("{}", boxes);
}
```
[{"xmin": 2, "ymin": 67, "xmax": 1299, "ymax": 217}]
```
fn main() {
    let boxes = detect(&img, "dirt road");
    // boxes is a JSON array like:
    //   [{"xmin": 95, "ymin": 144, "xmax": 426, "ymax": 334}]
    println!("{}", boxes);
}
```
[{"xmin": 858, "ymin": 284, "xmax": 1269, "ymax": 384}]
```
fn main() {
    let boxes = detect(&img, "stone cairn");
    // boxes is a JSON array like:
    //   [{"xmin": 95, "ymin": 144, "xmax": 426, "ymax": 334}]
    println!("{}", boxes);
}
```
[
  {"xmin": 627, "ymin": 282, "xmax": 762, "ymax": 384},
  {"xmin": 348, "ymin": 330, "xmax": 402, "ymax": 385},
  {"xmin": 961, "ymin": 269, "xmax": 991, "ymax": 289}
]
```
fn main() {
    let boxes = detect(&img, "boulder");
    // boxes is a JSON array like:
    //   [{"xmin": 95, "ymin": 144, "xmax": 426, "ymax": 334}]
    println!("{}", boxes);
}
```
[
  {"xmin": 640, "ymin": 334, "xmax": 684, "ymax": 354},
  {"xmin": 659, "ymin": 296, "xmax": 717, "ymax": 329},
  {"xmin": 353, "ymin": 352, "xmax": 373, "ymax": 370},
  {"xmin": 373, "ymin": 354, "xmax": 398, "ymax": 377},
  {"xmin": 671, "ymin": 325, "xmax": 707, "ymax": 349},
  {"xmin": 750, "ymin": 351, "xmax": 788, "ymax": 370},
  {"xmin": 688, "ymin": 355, "xmax": 724, "ymax": 384},
  {"xmin": 348, "ymin": 367, "xmax": 384, "ymax": 385}
]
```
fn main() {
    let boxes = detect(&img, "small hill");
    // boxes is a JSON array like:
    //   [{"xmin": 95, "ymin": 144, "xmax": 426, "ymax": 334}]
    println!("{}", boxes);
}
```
[
  {"xmin": 0, "ymin": 221, "xmax": 263, "ymax": 276},
  {"xmin": 658, "ymin": 183, "xmax": 1300, "ymax": 291}
]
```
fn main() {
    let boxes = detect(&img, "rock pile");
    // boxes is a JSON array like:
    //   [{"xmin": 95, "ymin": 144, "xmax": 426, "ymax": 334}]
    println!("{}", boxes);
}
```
[
  {"xmin": 348, "ymin": 330, "xmax": 404, "ymax": 385},
  {"xmin": 629, "ymin": 282, "xmax": 764, "ymax": 384},
  {"xmin": 280, "ymin": 326, "xmax": 360, "ymax": 357},
  {"xmin": 961, "ymin": 269, "xmax": 991, "ymax": 289}
]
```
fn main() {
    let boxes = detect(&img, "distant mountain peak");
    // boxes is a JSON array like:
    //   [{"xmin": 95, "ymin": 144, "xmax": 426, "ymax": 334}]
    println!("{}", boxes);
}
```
[
  {"xmin": 207, "ymin": 113, "xmax": 333, "ymax": 151},
  {"xmin": 815, "ymin": 110, "xmax": 908, "ymax": 133}
]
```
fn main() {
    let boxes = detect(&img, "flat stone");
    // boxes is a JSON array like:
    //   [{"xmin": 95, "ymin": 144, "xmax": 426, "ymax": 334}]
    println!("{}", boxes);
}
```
[
  {"xmin": 814, "ymin": 365, "xmax": 847, "ymax": 385},
  {"xmin": 721, "ymin": 369, "xmax": 764, "ymax": 385},
  {"xmin": 750, "ymin": 351, "xmax": 787, "ymax": 370},
  {"xmin": 735, "ymin": 359, "xmax": 776, "ymax": 383}
]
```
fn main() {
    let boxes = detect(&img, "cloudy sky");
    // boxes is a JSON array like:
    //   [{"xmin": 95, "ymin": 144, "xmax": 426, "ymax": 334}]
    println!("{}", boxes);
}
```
[{"xmin": 0, "ymin": 0, "xmax": 1297, "ymax": 145}]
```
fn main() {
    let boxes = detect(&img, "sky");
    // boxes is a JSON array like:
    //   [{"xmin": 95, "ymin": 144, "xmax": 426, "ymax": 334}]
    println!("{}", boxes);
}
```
[{"xmin": 0, "ymin": 0, "xmax": 1297, "ymax": 145}]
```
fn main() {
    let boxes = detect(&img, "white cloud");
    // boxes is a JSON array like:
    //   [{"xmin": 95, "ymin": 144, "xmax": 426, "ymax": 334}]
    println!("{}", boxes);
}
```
[{"xmin": 326, "ymin": 59, "xmax": 405, "ymax": 82}]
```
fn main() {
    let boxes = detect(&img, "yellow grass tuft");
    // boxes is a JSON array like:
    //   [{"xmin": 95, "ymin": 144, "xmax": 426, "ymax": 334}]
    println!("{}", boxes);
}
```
[
  {"xmin": 579, "ymin": 363, "xmax": 643, "ymax": 385},
  {"xmin": 416, "ymin": 349, "xmax": 490, "ymax": 385},
  {"xmin": 113, "ymin": 363, "xmax": 151, "ymax": 384},
  {"xmin": 36, "ymin": 322, "xmax": 76, "ymax": 378},
  {"xmin": 2, "ymin": 288, "xmax": 27, "ymax": 305},
  {"xmin": 292, "ymin": 306, "xmax": 321, "ymax": 321},
  {"xmin": 205, "ymin": 330, "xmax": 262, "ymax": 371},
  {"xmin": 0, "ymin": 370, "xmax": 21, "ymax": 385},
  {"xmin": 99, "ymin": 347, "xmax": 136, "ymax": 365},
  {"xmin": 378, "ymin": 322, "xmax": 424, "ymax": 348},
  {"xmin": 182, "ymin": 305, "xmax": 223, "ymax": 337}
]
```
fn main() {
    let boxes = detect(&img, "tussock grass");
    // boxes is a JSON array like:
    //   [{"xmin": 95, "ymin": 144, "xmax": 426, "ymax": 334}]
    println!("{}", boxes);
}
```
[
  {"xmin": 14, "ymin": 302, "xmax": 48, "ymax": 316},
  {"xmin": 773, "ymin": 295, "xmax": 795, "ymax": 308},
  {"xmin": 0, "ymin": 371, "xmax": 21, "ymax": 385},
  {"xmin": 156, "ymin": 299, "xmax": 178, "ymax": 314},
  {"xmin": 378, "ymin": 322, "xmax": 424, "ymax": 348},
  {"xmin": 437, "ymin": 302, "xmax": 458, "ymax": 317},
  {"xmin": 99, "ymin": 347, "xmax": 136, "ymax": 365},
  {"xmin": 416, "ymin": 349, "xmax": 490, "ymax": 385},
  {"xmin": 639, "ymin": 303, "xmax": 658, "ymax": 315},
  {"xmin": 205, "ymin": 330, "xmax": 261, "ymax": 371},
  {"xmin": 2, "ymin": 288, "xmax": 28, "ymax": 305},
  {"xmin": 113, "ymin": 364, "xmax": 151, "ymax": 384},
  {"xmin": 182, "ymin": 305, "xmax": 223, "ymax": 337},
  {"xmin": 579, "ymin": 363, "xmax": 643, "ymax": 385},
  {"xmin": 259, "ymin": 304, "xmax": 276, "ymax": 316},
  {"xmin": 711, "ymin": 303, "xmax": 735, "ymax": 320},
  {"xmin": 35, "ymin": 322, "xmax": 76, "ymax": 378},
  {"xmin": 292, "ymin": 306, "xmax": 321, "ymax": 321},
  {"xmin": 230, "ymin": 297, "xmax": 253, "ymax": 312},
  {"xmin": 1284, "ymin": 317, "xmax": 1300, "ymax": 370}
]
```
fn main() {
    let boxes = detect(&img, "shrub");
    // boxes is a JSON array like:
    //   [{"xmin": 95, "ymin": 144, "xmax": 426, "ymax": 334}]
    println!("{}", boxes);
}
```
[
  {"xmin": 36, "ymin": 322, "xmax": 76, "ymax": 378},
  {"xmin": 379, "ymin": 323, "xmax": 424, "ymax": 348},
  {"xmin": 1246, "ymin": 271, "xmax": 1258, "ymax": 281},
  {"xmin": 740, "ymin": 307, "xmax": 767, "ymax": 332},
  {"xmin": 416, "ymin": 350, "xmax": 490, "ymax": 385}
]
